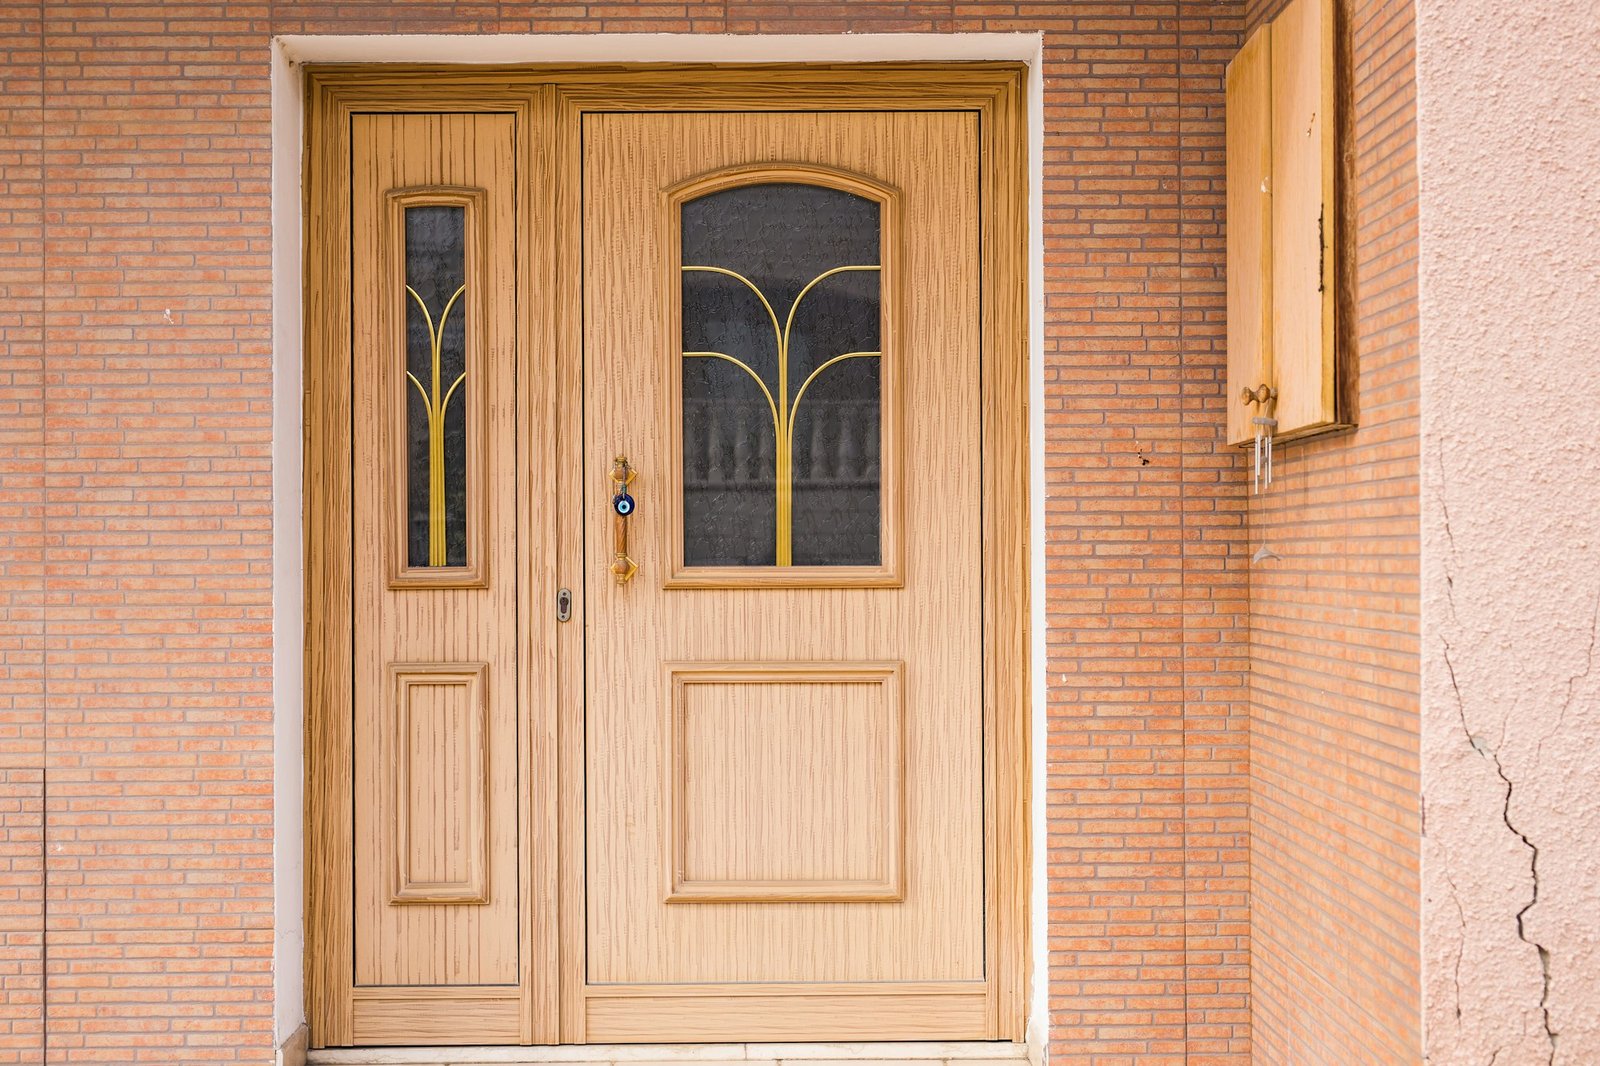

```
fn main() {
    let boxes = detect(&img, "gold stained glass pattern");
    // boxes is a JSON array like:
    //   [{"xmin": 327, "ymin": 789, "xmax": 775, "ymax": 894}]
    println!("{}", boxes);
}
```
[
  {"xmin": 680, "ymin": 182, "xmax": 883, "ymax": 568},
  {"xmin": 403, "ymin": 204, "xmax": 469, "ymax": 569}
]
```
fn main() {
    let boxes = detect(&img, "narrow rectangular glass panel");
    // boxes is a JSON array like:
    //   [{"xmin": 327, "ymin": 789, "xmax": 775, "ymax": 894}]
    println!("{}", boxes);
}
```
[
  {"xmin": 680, "ymin": 182, "xmax": 883, "ymax": 568},
  {"xmin": 403, "ymin": 204, "xmax": 469, "ymax": 569}
]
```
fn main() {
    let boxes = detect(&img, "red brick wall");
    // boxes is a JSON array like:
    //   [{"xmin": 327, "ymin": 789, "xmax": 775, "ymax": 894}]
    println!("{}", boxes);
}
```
[
  {"xmin": 0, "ymin": 0, "xmax": 44, "ymax": 783},
  {"xmin": 0, "ymin": 769, "xmax": 44, "ymax": 1062},
  {"xmin": 32, "ymin": 5, "xmax": 277, "ymax": 1061},
  {"xmin": 0, "ymin": 3, "xmax": 44, "ymax": 1054},
  {"xmin": 1242, "ymin": 0, "xmax": 1423, "ymax": 1062},
  {"xmin": 0, "ymin": 3, "xmax": 1256, "ymax": 1062}
]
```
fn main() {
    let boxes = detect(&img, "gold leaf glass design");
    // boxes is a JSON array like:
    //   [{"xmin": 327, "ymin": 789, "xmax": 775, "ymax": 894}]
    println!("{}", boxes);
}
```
[
  {"xmin": 403, "ymin": 204, "xmax": 469, "ymax": 568},
  {"xmin": 680, "ymin": 183, "xmax": 883, "ymax": 568}
]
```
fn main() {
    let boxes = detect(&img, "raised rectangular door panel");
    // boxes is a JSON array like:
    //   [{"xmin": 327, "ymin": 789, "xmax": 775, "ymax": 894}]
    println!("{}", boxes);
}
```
[
  {"xmin": 581, "ymin": 109, "xmax": 985, "ymax": 1040},
  {"xmin": 390, "ymin": 663, "xmax": 489, "ymax": 904},
  {"xmin": 666, "ymin": 662, "xmax": 904, "ymax": 902},
  {"xmin": 1226, "ymin": 23, "xmax": 1274, "ymax": 447},
  {"xmin": 349, "ymin": 112, "xmax": 523, "ymax": 1016}
]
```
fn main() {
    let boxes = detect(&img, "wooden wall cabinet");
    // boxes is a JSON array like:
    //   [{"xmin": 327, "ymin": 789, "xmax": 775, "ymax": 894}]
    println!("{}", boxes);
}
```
[{"xmin": 1225, "ymin": 0, "xmax": 1354, "ymax": 447}]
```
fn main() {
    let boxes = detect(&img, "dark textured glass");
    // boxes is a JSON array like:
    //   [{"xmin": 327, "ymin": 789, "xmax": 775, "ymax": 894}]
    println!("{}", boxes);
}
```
[
  {"xmin": 404, "ymin": 205, "xmax": 469, "ymax": 569},
  {"xmin": 681, "ymin": 183, "xmax": 882, "ymax": 568}
]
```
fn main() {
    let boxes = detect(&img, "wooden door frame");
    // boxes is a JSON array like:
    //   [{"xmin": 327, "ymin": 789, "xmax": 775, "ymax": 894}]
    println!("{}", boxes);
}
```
[{"xmin": 302, "ymin": 62, "xmax": 1029, "ymax": 1049}]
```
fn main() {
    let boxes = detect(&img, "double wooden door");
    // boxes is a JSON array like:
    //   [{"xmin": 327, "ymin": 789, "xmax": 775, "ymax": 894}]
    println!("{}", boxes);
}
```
[{"xmin": 311, "ymin": 69, "xmax": 1026, "ymax": 1050}]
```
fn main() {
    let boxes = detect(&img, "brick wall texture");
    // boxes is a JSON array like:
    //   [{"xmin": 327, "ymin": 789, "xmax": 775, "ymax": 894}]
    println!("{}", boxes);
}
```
[
  {"xmin": 0, "ymin": 769, "xmax": 44, "ymax": 1062},
  {"xmin": 1244, "ymin": 0, "xmax": 1423, "ymax": 1061},
  {"xmin": 0, "ymin": 0, "xmax": 1419, "ymax": 1063}
]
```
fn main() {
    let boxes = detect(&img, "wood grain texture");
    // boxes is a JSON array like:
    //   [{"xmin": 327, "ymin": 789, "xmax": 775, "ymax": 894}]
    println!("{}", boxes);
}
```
[
  {"xmin": 305, "ymin": 80, "xmax": 552, "ymax": 1048},
  {"xmin": 582, "ymin": 112, "xmax": 983, "ymax": 1012},
  {"xmin": 552, "ymin": 84, "xmax": 591, "ymax": 1045},
  {"xmin": 520, "ymin": 82, "xmax": 564, "ymax": 1047},
  {"xmin": 1330, "ymin": 0, "xmax": 1361, "ymax": 435},
  {"xmin": 1227, "ymin": 0, "xmax": 1357, "ymax": 445},
  {"xmin": 664, "ymin": 662, "xmax": 904, "ymax": 903},
  {"xmin": 1270, "ymin": 0, "xmax": 1341, "ymax": 437},
  {"xmin": 388, "ymin": 663, "xmax": 489, "ymax": 904},
  {"xmin": 307, "ymin": 62, "xmax": 1029, "ymax": 111},
  {"xmin": 584, "ymin": 985, "xmax": 988, "ymax": 1043},
  {"xmin": 975, "ymin": 69, "xmax": 1031, "ymax": 1041},
  {"xmin": 303, "ymin": 72, "xmax": 356, "ymax": 1048},
  {"xmin": 350, "ymin": 988, "xmax": 523, "ymax": 1046},
  {"xmin": 306, "ymin": 64, "xmax": 1029, "ymax": 1047},
  {"xmin": 351, "ymin": 112, "xmax": 519, "ymax": 989},
  {"xmin": 1226, "ymin": 25, "xmax": 1275, "ymax": 448}
]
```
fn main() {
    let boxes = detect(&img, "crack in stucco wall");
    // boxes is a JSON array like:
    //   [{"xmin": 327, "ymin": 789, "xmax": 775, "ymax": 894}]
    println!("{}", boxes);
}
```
[
  {"xmin": 1442, "ymin": 863, "xmax": 1465, "ymax": 1024},
  {"xmin": 1534, "ymin": 601, "xmax": 1600, "ymax": 767},
  {"xmin": 1417, "ymin": 0, "xmax": 1600, "ymax": 1059},
  {"xmin": 1439, "ymin": 610, "xmax": 1557, "ymax": 1065},
  {"xmin": 1433, "ymin": 448, "xmax": 1562, "ymax": 1064}
]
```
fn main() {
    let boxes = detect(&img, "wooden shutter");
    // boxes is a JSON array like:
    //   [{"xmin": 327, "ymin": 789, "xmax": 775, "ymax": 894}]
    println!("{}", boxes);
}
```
[
  {"xmin": 1226, "ymin": 0, "xmax": 1352, "ymax": 445},
  {"xmin": 1270, "ymin": 0, "xmax": 1341, "ymax": 438},
  {"xmin": 1225, "ymin": 24, "xmax": 1273, "ymax": 447}
]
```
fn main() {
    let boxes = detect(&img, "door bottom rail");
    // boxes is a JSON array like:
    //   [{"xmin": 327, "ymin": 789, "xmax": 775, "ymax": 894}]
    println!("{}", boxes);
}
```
[{"xmin": 306, "ymin": 1040, "xmax": 1035, "ymax": 1066}]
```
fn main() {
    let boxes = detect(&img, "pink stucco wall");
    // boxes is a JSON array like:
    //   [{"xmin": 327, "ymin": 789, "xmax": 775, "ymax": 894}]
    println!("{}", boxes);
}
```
[{"xmin": 1416, "ymin": 0, "xmax": 1600, "ymax": 1060}]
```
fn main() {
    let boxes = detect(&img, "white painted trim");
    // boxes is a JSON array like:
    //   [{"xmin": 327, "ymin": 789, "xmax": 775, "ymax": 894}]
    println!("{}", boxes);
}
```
[
  {"xmin": 277, "ymin": 31, "xmax": 1041, "ymax": 66},
  {"xmin": 270, "ymin": 34, "xmax": 307, "ymax": 1048},
  {"xmin": 268, "ymin": 32, "xmax": 1048, "ymax": 1054}
]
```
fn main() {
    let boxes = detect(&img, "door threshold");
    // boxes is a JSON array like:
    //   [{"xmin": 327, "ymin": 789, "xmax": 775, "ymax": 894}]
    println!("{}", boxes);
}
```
[{"xmin": 307, "ymin": 1041, "xmax": 1033, "ymax": 1066}]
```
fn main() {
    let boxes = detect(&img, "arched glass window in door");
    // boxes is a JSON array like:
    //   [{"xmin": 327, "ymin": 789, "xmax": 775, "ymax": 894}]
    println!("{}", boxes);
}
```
[{"xmin": 679, "ymin": 180, "xmax": 887, "ymax": 570}]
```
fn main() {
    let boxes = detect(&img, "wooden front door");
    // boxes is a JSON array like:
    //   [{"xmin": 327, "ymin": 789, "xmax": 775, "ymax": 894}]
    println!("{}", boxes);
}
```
[
  {"xmin": 345, "ymin": 110, "xmax": 544, "ymax": 1043},
  {"xmin": 579, "ymin": 111, "xmax": 986, "ymax": 1041},
  {"xmin": 306, "ymin": 67, "xmax": 1028, "ymax": 1051}
]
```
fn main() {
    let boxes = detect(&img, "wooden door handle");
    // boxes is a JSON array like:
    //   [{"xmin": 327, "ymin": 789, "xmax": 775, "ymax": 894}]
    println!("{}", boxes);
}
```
[{"xmin": 1240, "ymin": 383, "xmax": 1277, "ymax": 406}]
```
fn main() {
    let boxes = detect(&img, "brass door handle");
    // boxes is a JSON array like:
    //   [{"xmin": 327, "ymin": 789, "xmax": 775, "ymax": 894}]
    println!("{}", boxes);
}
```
[{"xmin": 610, "ymin": 456, "xmax": 638, "ymax": 584}]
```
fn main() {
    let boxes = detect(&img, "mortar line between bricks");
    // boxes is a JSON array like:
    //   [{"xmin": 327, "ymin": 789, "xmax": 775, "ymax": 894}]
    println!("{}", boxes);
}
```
[
  {"xmin": 36, "ymin": 0, "xmax": 49, "ymax": 1057},
  {"xmin": 1176, "ymin": 2, "xmax": 1193, "ymax": 1061}
]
